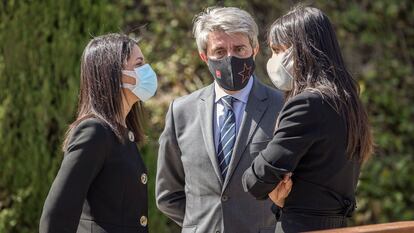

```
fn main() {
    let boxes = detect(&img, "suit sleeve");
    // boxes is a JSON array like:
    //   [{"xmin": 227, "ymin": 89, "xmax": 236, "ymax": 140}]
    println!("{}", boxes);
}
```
[
  {"xmin": 39, "ymin": 120, "xmax": 110, "ymax": 233},
  {"xmin": 243, "ymin": 95, "xmax": 321, "ymax": 199},
  {"xmin": 156, "ymin": 101, "xmax": 186, "ymax": 226}
]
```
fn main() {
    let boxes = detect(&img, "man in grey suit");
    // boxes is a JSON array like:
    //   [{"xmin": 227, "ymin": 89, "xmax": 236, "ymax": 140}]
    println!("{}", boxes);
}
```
[{"xmin": 156, "ymin": 6, "xmax": 284, "ymax": 233}]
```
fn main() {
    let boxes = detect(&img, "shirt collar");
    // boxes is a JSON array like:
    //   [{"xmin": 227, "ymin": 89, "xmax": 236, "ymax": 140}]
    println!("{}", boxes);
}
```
[{"xmin": 214, "ymin": 75, "xmax": 254, "ymax": 104}]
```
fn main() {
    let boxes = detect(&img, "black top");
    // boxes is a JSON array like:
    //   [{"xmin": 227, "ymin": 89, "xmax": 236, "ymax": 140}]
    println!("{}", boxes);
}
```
[
  {"xmin": 40, "ymin": 118, "xmax": 148, "ymax": 233},
  {"xmin": 243, "ymin": 91, "xmax": 361, "ymax": 216}
]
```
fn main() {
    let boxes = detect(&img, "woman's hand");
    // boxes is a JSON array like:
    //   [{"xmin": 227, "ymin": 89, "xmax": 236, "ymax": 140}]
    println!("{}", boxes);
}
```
[{"xmin": 268, "ymin": 173, "xmax": 293, "ymax": 207}]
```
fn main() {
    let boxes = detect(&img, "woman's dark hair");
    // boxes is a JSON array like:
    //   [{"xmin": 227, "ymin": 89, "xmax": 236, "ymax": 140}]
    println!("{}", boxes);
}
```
[
  {"xmin": 269, "ymin": 6, "xmax": 373, "ymax": 162},
  {"xmin": 63, "ymin": 33, "xmax": 146, "ymax": 150}
]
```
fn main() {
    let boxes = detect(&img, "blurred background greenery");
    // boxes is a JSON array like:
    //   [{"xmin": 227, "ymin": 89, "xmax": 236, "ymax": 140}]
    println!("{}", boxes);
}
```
[{"xmin": 0, "ymin": 0, "xmax": 413, "ymax": 232}]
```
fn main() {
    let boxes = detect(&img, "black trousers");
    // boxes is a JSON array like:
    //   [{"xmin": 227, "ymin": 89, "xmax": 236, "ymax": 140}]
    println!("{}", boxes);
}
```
[{"xmin": 277, "ymin": 212, "xmax": 347, "ymax": 233}]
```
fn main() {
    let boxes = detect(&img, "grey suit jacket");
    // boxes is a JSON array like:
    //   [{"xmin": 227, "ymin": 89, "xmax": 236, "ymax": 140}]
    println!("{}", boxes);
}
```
[{"xmin": 156, "ymin": 78, "xmax": 284, "ymax": 233}]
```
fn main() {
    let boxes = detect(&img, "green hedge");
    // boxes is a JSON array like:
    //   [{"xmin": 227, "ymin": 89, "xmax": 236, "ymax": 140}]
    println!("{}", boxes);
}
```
[
  {"xmin": 1, "ymin": 1, "xmax": 413, "ymax": 233},
  {"xmin": 0, "ymin": 1, "xmax": 125, "ymax": 232}
]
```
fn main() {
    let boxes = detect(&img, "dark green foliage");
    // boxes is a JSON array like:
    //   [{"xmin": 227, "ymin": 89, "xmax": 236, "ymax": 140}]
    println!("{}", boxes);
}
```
[
  {"xmin": 0, "ymin": 1, "xmax": 124, "ymax": 232},
  {"xmin": 0, "ymin": 0, "xmax": 413, "ymax": 232},
  {"xmin": 318, "ymin": 1, "xmax": 414, "ymax": 225}
]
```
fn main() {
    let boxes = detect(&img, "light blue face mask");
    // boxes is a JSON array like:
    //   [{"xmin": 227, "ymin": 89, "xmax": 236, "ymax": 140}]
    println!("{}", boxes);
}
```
[{"xmin": 122, "ymin": 64, "xmax": 158, "ymax": 102}]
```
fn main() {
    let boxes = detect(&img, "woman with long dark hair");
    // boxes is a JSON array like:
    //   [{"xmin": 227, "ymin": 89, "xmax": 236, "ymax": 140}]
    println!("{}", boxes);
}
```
[
  {"xmin": 40, "ymin": 33, "xmax": 157, "ymax": 233},
  {"xmin": 242, "ymin": 6, "xmax": 374, "ymax": 233}
]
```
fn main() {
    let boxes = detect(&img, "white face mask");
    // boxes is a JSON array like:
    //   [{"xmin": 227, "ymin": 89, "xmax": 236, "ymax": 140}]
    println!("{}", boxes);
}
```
[
  {"xmin": 266, "ymin": 48, "xmax": 294, "ymax": 91},
  {"xmin": 122, "ymin": 64, "xmax": 158, "ymax": 102}
]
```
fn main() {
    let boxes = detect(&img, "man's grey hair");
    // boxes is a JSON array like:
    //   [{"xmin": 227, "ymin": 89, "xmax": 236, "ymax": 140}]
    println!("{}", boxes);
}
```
[{"xmin": 192, "ymin": 6, "xmax": 259, "ymax": 53}]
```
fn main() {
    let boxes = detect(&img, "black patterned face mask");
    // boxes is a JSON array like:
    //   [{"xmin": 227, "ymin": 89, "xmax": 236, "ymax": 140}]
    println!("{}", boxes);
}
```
[{"xmin": 207, "ymin": 55, "xmax": 255, "ymax": 91}]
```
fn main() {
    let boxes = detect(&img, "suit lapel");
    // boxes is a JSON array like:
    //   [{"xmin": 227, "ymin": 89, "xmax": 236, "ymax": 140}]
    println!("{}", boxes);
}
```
[
  {"xmin": 199, "ymin": 84, "xmax": 224, "ymax": 185},
  {"xmin": 222, "ymin": 79, "xmax": 269, "ymax": 191}
]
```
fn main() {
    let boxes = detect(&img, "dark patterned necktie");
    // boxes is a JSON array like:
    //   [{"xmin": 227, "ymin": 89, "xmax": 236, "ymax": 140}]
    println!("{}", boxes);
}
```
[{"xmin": 217, "ymin": 96, "xmax": 236, "ymax": 179}]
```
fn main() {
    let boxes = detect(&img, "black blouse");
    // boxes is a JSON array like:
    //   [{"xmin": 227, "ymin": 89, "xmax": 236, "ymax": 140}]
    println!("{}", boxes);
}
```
[
  {"xmin": 40, "ymin": 118, "xmax": 149, "ymax": 233},
  {"xmin": 243, "ymin": 91, "xmax": 360, "ymax": 216}
]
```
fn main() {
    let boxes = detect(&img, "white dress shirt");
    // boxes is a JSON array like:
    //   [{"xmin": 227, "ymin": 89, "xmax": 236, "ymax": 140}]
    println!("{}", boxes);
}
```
[{"xmin": 213, "ymin": 76, "xmax": 254, "ymax": 153}]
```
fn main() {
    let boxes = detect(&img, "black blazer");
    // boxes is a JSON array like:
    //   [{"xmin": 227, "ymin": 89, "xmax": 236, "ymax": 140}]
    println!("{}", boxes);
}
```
[
  {"xmin": 243, "ymin": 91, "xmax": 361, "ymax": 232},
  {"xmin": 40, "ymin": 118, "xmax": 148, "ymax": 233}
]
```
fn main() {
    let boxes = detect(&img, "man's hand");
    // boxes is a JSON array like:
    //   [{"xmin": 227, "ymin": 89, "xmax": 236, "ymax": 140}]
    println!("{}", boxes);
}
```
[{"xmin": 268, "ymin": 173, "xmax": 293, "ymax": 207}]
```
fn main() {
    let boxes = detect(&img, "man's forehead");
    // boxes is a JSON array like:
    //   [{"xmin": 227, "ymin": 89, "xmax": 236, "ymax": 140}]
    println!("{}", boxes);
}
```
[{"xmin": 207, "ymin": 31, "xmax": 250, "ymax": 47}]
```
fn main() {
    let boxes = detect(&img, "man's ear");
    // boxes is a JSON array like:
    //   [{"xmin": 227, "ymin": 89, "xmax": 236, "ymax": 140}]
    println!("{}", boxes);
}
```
[
  {"xmin": 253, "ymin": 45, "xmax": 260, "ymax": 58},
  {"xmin": 199, "ymin": 52, "xmax": 208, "ymax": 63}
]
